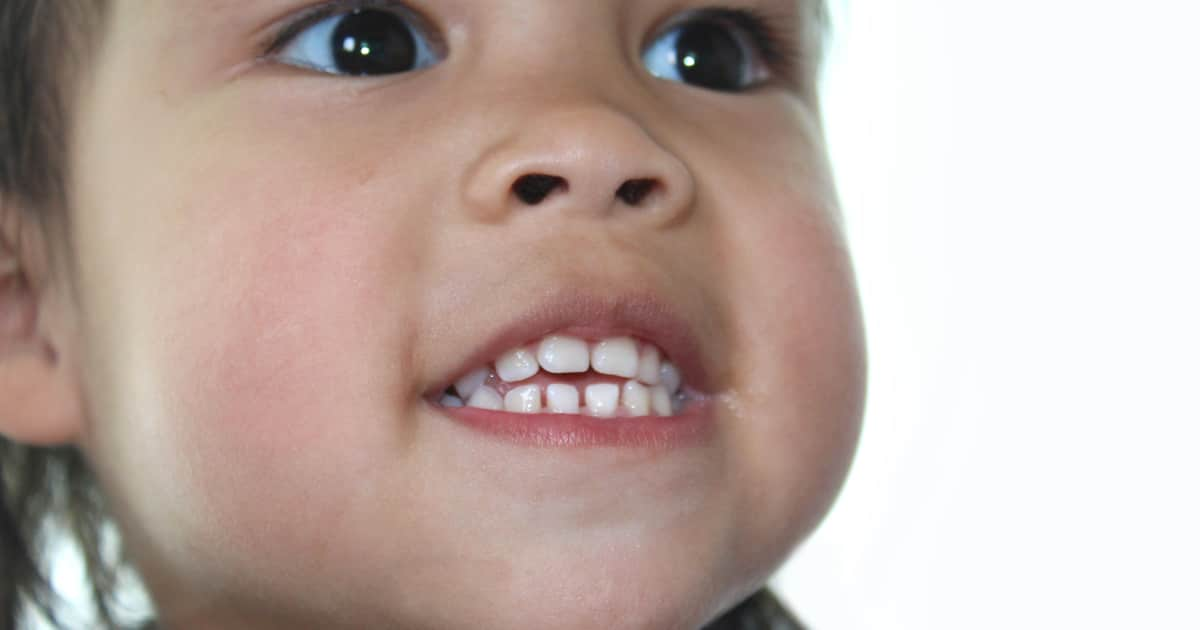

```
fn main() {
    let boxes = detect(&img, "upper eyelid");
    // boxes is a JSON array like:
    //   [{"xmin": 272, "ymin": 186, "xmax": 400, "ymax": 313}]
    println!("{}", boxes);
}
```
[{"xmin": 260, "ymin": 0, "xmax": 445, "ymax": 58}]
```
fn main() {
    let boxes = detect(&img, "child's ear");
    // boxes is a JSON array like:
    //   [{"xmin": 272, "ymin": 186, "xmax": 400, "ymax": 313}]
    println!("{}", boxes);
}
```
[{"xmin": 0, "ymin": 198, "xmax": 84, "ymax": 446}]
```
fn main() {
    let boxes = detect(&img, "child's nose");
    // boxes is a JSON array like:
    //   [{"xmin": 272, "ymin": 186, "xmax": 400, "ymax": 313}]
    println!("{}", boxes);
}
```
[{"xmin": 461, "ymin": 106, "xmax": 696, "ymax": 227}]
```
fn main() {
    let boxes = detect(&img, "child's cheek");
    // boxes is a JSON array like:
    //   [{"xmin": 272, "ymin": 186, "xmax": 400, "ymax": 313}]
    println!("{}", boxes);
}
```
[
  {"xmin": 85, "ymin": 147, "xmax": 431, "ymax": 568},
  {"xmin": 161, "ymin": 192, "xmax": 413, "ymax": 521}
]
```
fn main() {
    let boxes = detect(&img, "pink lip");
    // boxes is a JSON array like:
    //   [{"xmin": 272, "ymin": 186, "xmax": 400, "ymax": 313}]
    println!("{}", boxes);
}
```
[{"xmin": 438, "ymin": 399, "xmax": 716, "ymax": 449}]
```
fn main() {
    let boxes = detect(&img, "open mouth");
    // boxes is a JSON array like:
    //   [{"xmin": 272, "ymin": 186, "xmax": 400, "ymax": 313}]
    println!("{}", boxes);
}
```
[
  {"xmin": 423, "ymin": 291, "xmax": 716, "ymax": 448},
  {"xmin": 436, "ymin": 333, "xmax": 689, "ymax": 418}
]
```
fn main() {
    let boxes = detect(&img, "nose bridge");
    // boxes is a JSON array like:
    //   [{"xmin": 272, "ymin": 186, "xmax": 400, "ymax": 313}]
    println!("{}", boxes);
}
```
[{"xmin": 461, "ymin": 101, "xmax": 697, "ymax": 226}]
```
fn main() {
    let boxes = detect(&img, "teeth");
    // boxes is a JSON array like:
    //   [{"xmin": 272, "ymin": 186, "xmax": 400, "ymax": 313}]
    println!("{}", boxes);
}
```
[
  {"xmin": 650, "ymin": 386, "xmax": 672, "ymax": 416},
  {"xmin": 537, "ymin": 335, "xmax": 590, "ymax": 374},
  {"xmin": 454, "ymin": 367, "xmax": 490, "ymax": 399},
  {"xmin": 546, "ymin": 383, "xmax": 580, "ymax": 414},
  {"xmin": 591, "ymin": 337, "xmax": 639, "ymax": 378},
  {"xmin": 466, "ymin": 386, "xmax": 503, "ymax": 410},
  {"xmin": 504, "ymin": 385, "xmax": 542, "ymax": 413},
  {"xmin": 636, "ymin": 345, "xmax": 661, "ymax": 385},
  {"xmin": 447, "ymin": 334, "xmax": 685, "ymax": 415},
  {"xmin": 659, "ymin": 361, "xmax": 681, "ymax": 395},
  {"xmin": 496, "ymin": 347, "xmax": 539, "ymax": 382},
  {"xmin": 584, "ymin": 383, "xmax": 620, "ymax": 418},
  {"xmin": 621, "ymin": 381, "xmax": 650, "ymax": 417}
]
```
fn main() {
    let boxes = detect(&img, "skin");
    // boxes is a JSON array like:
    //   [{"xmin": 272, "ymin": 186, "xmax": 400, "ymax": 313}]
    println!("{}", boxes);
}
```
[{"xmin": 0, "ymin": 1, "xmax": 864, "ymax": 628}]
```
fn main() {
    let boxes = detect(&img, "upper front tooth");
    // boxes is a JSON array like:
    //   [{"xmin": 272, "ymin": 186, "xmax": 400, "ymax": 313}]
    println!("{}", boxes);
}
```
[
  {"xmin": 505, "ymin": 385, "xmax": 542, "ymax": 414},
  {"xmin": 636, "ymin": 345, "xmax": 661, "ymax": 385},
  {"xmin": 591, "ymin": 337, "xmax": 639, "ymax": 378},
  {"xmin": 537, "ymin": 335, "xmax": 590, "ymax": 374},
  {"xmin": 496, "ymin": 347, "xmax": 539, "ymax": 382},
  {"xmin": 454, "ymin": 367, "xmax": 490, "ymax": 399}
]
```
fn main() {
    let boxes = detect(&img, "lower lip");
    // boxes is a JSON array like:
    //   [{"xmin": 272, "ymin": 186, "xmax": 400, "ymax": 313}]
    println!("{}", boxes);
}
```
[{"xmin": 437, "ymin": 399, "xmax": 716, "ymax": 449}]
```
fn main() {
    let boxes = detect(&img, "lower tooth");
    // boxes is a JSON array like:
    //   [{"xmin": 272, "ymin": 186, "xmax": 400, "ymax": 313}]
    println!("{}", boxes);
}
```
[
  {"xmin": 584, "ymin": 383, "xmax": 619, "ymax": 418},
  {"xmin": 504, "ymin": 385, "xmax": 542, "ymax": 414},
  {"xmin": 440, "ymin": 393, "xmax": 465, "ymax": 408},
  {"xmin": 650, "ymin": 386, "xmax": 672, "ymax": 416},
  {"xmin": 546, "ymin": 384, "xmax": 580, "ymax": 414},
  {"xmin": 622, "ymin": 381, "xmax": 650, "ymax": 417},
  {"xmin": 467, "ymin": 386, "xmax": 503, "ymax": 411}
]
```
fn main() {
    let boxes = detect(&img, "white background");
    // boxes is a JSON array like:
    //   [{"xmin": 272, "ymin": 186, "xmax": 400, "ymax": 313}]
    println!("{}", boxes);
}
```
[{"xmin": 774, "ymin": 0, "xmax": 1200, "ymax": 628}]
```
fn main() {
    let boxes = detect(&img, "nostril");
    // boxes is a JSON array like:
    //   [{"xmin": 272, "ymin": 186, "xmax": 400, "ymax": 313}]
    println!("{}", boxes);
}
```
[
  {"xmin": 615, "ymin": 178, "xmax": 659, "ymax": 206},
  {"xmin": 512, "ymin": 174, "xmax": 568, "ymax": 205}
]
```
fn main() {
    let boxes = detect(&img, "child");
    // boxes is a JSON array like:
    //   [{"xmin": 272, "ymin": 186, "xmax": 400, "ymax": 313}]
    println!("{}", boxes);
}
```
[{"xmin": 0, "ymin": 1, "xmax": 865, "ymax": 628}]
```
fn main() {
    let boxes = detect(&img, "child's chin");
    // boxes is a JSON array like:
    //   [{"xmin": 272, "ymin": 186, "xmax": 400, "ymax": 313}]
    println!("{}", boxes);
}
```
[
  {"xmin": 380, "ymin": 558, "xmax": 741, "ymax": 630},
  {"xmin": 352, "ymin": 532, "xmax": 750, "ymax": 630}
]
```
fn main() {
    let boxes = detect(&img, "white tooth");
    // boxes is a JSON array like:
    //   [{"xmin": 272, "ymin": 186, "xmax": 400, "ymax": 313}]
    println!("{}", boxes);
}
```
[
  {"xmin": 636, "ymin": 345, "xmax": 661, "ymax": 385},
  {"xmin": 440, "ymin": 393, "xmax": 465, "ymax": 408},
  {"xmin": 537, "ymin": 335, "xmax": 590, "ymax": 374},
  {"xmin": 504, "ymin": 385, "xmax": 542, "ymax": 414},
  {"xmin": 584, "ymin": 383, "xmax": 620, "ymax": 418},
  {"xmin": 591, "ymin": 337, "xmax": 639, "ymax": 378},
  {"xmin": 659, "ymin": 361, "xmax": 681, "ymax": 395},
  {"xmin": 496, "ymin": 347, "xmax": 539, "ymax": 382},
  {"xmin": 621, "ymin": 381, "xmax": 650, "ymax": 417},
  {"xmin": 454, "ymin": 367, "xmax": 489, "ymax": 399},
  {"xmin": 546, "ymin": 384, "xmax": 580, "ymax": 414},
  {"xmin": 466, "ymin": 386, "xmax": 503, "ymax": 410},
  {"xmin": 650, "ymin": 386, "xmax": 672, "ymax": 416}
]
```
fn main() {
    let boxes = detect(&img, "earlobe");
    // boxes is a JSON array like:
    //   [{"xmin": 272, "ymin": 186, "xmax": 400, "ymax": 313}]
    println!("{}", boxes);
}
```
[{"xmin": 0, "ymin": 202, "xmax": 84, "ymax": 446}]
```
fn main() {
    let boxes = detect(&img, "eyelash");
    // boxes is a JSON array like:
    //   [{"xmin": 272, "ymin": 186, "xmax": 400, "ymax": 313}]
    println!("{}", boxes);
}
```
[
  {"xmin": 262, "ymin": 0, "xmax": 430, "ymax": 57},
  {"xmin": 260, "ymin": 1, "xmax": 803, "ymax": 89}
]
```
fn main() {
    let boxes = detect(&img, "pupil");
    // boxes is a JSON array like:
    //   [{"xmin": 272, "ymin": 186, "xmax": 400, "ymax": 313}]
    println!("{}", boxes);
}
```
[
  {"xmin": 674, "ymin": 21, "xmax": 745, "ymax": 91},
  {"xmin": 331, "ymin": 9, "xmax": 417, "ymax": 76}
]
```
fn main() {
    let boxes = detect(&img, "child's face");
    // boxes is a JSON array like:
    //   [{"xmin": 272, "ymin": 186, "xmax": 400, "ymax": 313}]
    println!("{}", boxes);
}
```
[{"xmin": 63, "ymin": 1, "xmax": 863, "ymax": 627}]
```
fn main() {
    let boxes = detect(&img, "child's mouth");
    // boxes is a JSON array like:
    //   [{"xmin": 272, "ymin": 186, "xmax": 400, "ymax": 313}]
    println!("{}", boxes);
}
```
[
  {"xmin": 437, "ymin": 334, "xmax": 689, "ymax": 417},
  {"xmin": 423, "ymin": 291, "xmax": 717, "ymax": 448}
]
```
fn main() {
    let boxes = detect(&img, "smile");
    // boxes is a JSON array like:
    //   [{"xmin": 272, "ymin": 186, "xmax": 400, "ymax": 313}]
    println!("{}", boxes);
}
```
[
  {"xmin": 439, "ymin": 333, "xmax": 687, "ymax": 417},
  {"xmin": 423, "ymin": 290, "xmax": 718, "ymax": 448}
]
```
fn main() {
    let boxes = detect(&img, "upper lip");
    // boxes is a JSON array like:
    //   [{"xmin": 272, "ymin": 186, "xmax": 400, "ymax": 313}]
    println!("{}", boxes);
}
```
[{"xmin": 423, "ymin": 288, "xmax": 715, "ymax": 399}]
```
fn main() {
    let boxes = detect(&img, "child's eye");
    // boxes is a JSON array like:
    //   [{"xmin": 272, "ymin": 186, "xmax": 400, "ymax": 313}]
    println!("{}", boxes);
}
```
[
  {"xmin": 641, "ymin": 9, "xmax": 780, "ymax": 93},
  {"xmin": 269, "ymin": 4, "xmax": 441, "ymax": 76}
]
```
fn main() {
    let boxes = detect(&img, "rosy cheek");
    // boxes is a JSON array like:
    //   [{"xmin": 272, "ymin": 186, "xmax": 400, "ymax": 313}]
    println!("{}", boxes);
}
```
[{"xmin": 149, "ymin": 188, "xmax": 416, "ymax": 540}]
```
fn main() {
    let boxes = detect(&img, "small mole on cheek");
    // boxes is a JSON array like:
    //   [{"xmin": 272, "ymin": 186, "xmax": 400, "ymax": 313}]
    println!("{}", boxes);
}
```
[{"xmin": 357, "ymin": 164, "xmax": 378, "ymax": 187}]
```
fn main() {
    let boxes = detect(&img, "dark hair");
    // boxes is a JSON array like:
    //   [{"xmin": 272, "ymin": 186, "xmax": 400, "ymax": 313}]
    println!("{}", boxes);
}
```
[
  {"xmin": 2, "ymin": 3, "xmax": 134, "ymax": 628},
  {"xmin": 1, "ymin": 1, "xmax": 822, "ymax": 628}
]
